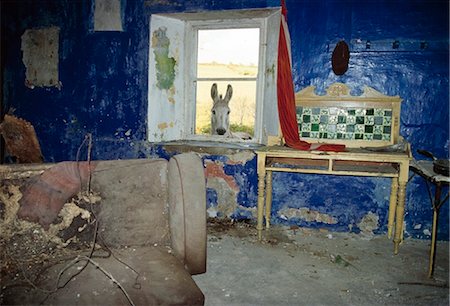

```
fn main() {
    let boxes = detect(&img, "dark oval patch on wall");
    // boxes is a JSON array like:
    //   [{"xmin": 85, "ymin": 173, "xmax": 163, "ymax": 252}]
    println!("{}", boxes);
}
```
[{"xmin": 331, "ymin": 40, "xmax": 350, "ymax": 76}]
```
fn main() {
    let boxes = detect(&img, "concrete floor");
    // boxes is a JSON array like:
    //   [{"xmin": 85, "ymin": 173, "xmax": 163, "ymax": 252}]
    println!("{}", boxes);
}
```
[{"xmin": 193, "ymin": 221, "xmax": 449, "ymax": 306}]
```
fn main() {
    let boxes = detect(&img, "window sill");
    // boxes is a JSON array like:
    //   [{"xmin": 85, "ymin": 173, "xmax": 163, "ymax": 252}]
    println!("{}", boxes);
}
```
[{"xmin": 158, "ymin": 140, "xmax": 264, "ymax": 155}]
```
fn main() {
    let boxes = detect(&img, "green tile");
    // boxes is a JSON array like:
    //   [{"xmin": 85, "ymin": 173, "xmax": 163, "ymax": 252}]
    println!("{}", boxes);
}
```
[
  {"xmin": 337, "ymin": 124, "xmax": 346, "ymax": 133},
  {"xmin": 327, "ymin": 124, "xmax": 336, "ymax": 132},
  {"xmin": 329, "ymin": 107, "xmax": 339, "ymax": 115},
  {"xmin": 345, "ymin": 133, "xmax": 354, "ymax": 139},
  {"xmin": 302, "ymin": 123, "xmax": 311, "ymax": 131},
  {"xmin": 374, "ymin": 116, "xmax": 383, "ymax": 125},
  {"xmin": 329, "ymin": 115, "xmax": 338, "ymax": 124},
  {"xmin": 320, "ymin": 115, "xmax": 328, "ymax": 123},
  {"xmin": 364, "ymin": 134, "xmax": 374, "ymax": 140},
  {"xmin": 355, "ymin": 109, "xmax": 365, "ymax": 116},
  {"xmin": 338, "ymin": 108, "xmax": 347, "ymax": 116},
  {"xmin": 356, "ymin": 116, "xmax": 365, "ymax": 124},
  {"xmin": 347, "ymin": 116, "xmax": 356, "ymax": 124},
  {"xmin": 375, "ymin": 108, "xmax": 384, "ymax": 116},
  {"xmin": 355, "ymin": 124, "xmax": 364, "ymax": 133},
  {"xmin": 296, "ymin": 105, "xmax": 394, "ymax": 143},
  {"xmin": 364, "ymin": 125, "xmax": 373, "ymax": 133}
]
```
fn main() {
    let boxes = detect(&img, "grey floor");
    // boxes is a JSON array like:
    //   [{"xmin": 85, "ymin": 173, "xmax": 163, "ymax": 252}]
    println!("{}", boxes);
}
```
[{"xmin": 193, "ymin": 222, "xmax": 449, "ymax": 306}]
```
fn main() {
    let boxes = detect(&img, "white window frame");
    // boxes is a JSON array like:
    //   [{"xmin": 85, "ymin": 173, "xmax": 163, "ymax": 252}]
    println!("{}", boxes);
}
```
[{"xmin": 148, "ymin": 8, "xmax": 281, "ymax": 145}]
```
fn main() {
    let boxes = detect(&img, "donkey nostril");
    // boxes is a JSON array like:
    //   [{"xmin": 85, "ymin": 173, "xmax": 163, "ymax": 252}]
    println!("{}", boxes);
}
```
[{"xmin": 216, "ymin": 128, "xmax": 226, "ymax": 135}]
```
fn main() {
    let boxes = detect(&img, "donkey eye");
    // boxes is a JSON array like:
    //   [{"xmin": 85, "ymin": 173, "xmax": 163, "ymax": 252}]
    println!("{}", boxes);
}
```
[
  {"xmin": 212, "ymin": 110, "xmax": 216, "ymax": 115},
  {"xmin": 227, "ymin": 110, "xmax": 230, "ymax": 114}
]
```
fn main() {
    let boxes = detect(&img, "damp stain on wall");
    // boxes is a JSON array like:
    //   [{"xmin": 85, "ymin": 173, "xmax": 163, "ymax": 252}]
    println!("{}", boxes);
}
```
[
  {"xmin": 278, "ymin": 207, "xmax": 338, "ymax": 225},
  {"xmin": 151, "ymin": 27, "xmax": 176, "ymax": 90}
]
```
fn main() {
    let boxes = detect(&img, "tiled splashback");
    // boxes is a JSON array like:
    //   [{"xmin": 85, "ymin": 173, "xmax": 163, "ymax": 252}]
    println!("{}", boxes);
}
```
[{"xmin": 296, "ymin": 106, "xmax": 392, "ymax": 141}]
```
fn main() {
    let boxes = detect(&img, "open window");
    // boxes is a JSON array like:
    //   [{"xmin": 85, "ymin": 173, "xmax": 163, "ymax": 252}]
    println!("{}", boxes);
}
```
[{"xmin": 147, "ymin": 8, "xmax": 281, "ymax": 145}]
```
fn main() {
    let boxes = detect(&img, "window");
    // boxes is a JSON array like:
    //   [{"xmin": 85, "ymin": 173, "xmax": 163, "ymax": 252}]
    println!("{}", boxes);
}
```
[
  {"xmin": 148, "ymin": 8, "xmax": 281, "ymax": 145},
  {"xmin": 195, "ymin": 28, "xmax": 259, "ymax": 138}
]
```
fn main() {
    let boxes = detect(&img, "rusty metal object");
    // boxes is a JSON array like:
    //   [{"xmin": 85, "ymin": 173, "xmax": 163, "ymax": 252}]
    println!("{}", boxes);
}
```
[{"xmin": 0, "ymin": 114, "xmax": 43, "ymax": 163}]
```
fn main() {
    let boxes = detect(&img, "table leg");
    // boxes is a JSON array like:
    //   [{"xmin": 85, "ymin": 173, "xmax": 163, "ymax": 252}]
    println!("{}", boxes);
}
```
[
  {"xmin": 257, "ymin": 155, "xmax": 267, "ymax": 241},
  {"xmin": 428, "ymin": 183, "xmax": 442, "ymax": 278},
  {"xmin": 265, "ymin": 171, "xmax": 273, "ymax": 229},
  {"xmin": 394, "ymin": 180, "xmax": 406, "ymax": 254},
  {"xmin": 388, "ymin": 178, "xmax": 399, "ymax": 239}
]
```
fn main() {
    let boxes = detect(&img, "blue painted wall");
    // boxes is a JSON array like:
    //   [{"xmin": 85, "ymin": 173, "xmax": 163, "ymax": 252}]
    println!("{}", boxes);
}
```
[{"xmin": 2, "ymin": 0, "xmax": 448, "ymax": 240}]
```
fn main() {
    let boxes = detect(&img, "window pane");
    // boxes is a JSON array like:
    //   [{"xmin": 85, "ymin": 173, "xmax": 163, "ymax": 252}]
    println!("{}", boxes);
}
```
[
  {"xmin": 197, "ymin": 28, "xmax": 259, "ymax": 78},
  {"xmin": 195, "ymin": 81, "xmax": 256, "ymax": 137}
]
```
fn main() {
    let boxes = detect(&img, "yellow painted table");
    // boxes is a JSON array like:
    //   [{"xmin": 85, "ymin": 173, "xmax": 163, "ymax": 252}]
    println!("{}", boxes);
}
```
[{"xmin": 256, "ymin": 145, "xmax": 411, "ymax": 254}]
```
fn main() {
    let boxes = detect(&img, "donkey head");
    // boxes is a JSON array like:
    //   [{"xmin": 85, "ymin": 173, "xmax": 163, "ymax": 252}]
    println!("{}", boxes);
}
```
[{"xmin": 210, "ymin": 83, "xmax": 233, "ymax": 136}]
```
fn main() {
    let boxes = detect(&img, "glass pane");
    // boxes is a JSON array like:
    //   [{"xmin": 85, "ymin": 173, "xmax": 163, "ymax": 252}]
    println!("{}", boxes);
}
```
[
  {"xmin": 195, "ymin": 81, "xmax": 256, "ymax": 138},
  {"xmin": 197, "ymin": 28, "xmax": 259, "ymax": 79}
]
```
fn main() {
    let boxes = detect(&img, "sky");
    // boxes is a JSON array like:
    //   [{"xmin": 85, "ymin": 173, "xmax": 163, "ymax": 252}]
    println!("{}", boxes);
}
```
[{"xmin": 197, "ymin": 28, "xmax": 260, "ymax": 66}]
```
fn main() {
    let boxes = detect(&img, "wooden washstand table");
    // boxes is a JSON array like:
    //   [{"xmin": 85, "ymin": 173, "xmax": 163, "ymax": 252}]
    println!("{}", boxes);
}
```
[
  {"xmin": 256, "ymin": 145, "xmax": 411, "ymax": 254},
  {"xmin": 257, "ymin": 83, "xmax": 412, "ymax": 254}
]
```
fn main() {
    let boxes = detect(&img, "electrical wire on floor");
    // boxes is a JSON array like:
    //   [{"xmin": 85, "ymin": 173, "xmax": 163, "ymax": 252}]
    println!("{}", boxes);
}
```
[{"xmin": 39, "ymin": 133, "xmax": 141, "ymax": 305}]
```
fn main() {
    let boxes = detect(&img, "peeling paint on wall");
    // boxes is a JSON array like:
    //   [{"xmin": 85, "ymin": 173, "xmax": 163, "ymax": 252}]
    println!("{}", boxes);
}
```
[
  {"xmin": 157, "ymin": 122, "xmax": 175, "ymax": 130},
  {"xmin": 21, "ymin": 27, "xmax": 60, "ymax": 89},
  {"xmin": 225, "ymin": 151, "xmax": 256, "ymax": 165},
  {"xmin": 357, "ymin": 212, "xmax": 379, "ymax": 236},
  {"xmin": 94, "ymin": 0, "xmax": 123, "ymax": 32},
  {"xmin": 204, "ymin": 160, "xmax": 239, "ymax": 191},
  {"xmin": 279, "ymin": 207, "xmax": 338, "ymax": 224},
  {"xmin": 204, "ymin": 160, "xmax": 239, "ymax": 217},
  {"xmin": 152, "ymin": 27, "xmax": 176, "ymax": 90},
  {"xmin": 206, "ymin": 178, "xmax": 238, "ymax": 217},
  {"xmin": 94, "ymin": 0, "xmax": 123, "ymax": 31}
]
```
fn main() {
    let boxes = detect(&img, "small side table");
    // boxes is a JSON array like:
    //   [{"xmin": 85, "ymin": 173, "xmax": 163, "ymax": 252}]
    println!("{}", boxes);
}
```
[{"xmin": 409, "ymin": 159, "xmax": 449, "ymax": 278}]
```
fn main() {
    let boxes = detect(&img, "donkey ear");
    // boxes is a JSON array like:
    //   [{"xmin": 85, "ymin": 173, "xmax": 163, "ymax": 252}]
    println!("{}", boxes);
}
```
[
  {"xmin": 211, "ymin": 83, "xmax": 218, "ymax": 101},
  {"xmin": 224, "ymin": 84, "xmax": 233, "ymax": 102}
]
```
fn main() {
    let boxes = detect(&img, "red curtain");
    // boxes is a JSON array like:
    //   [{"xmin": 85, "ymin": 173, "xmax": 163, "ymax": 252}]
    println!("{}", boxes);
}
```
[{"xmin": 277, "ymin": 0, "xmax": 345, "ymax": 152}]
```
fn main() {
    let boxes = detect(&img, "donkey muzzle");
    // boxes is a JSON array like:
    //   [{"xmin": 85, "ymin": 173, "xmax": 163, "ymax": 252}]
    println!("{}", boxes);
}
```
[{"xmin": 216, "ymin": 128, "xmax": 226, "ymax": 135}]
